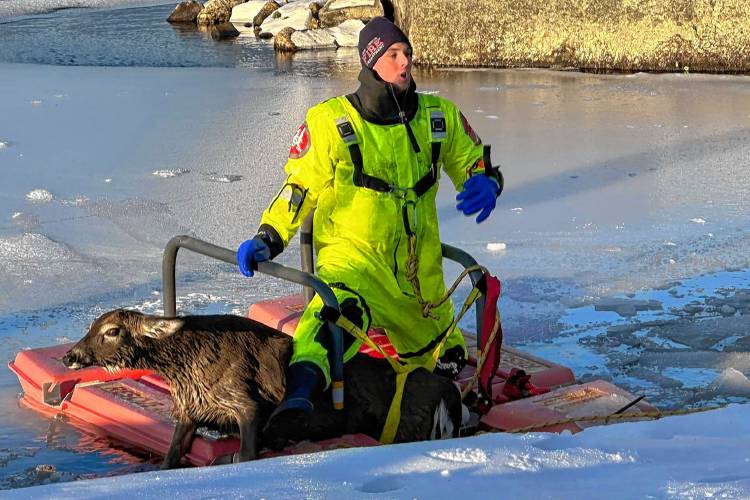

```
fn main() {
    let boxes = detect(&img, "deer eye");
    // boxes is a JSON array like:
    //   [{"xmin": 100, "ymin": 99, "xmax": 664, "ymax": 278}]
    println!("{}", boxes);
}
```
[{"xmin": 104, "ymin": 327, "xmax": 121, "ymax": 338}]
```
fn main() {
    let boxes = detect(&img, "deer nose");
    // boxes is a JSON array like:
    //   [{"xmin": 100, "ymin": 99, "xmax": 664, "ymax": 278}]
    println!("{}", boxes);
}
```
[
  {"xmin": 62, "ymin": 347, "xmax": 91, "ymax": 368},
  {"xmin": 62, "ymin": 351, "xmax": 76, "ymax": 367}
]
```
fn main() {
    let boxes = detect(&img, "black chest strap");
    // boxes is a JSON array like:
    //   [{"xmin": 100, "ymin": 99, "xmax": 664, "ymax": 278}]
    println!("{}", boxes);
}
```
[{"xmin": 336, "ymin": 113, "xmax": 443, "ymax": 197}]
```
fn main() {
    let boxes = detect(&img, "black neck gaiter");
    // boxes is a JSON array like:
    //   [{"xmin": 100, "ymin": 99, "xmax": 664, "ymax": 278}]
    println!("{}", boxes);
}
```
[{"xmin": 346, "ymin": 67, "xmax": 419, "ymax": 126}]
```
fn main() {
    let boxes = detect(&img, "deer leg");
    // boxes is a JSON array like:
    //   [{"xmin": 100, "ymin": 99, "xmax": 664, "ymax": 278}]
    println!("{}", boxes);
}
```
[
  {"xmin": 234, "ymin": 414, "xmax": 259, "ymax": 463},
  {"xmin": 162, "ymin": 418, "xmax": 197, "ymax": 469}
]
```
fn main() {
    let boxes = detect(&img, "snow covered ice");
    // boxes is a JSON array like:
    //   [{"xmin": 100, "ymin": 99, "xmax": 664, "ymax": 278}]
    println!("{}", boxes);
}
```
[{"xmin": 8, "ymin": 404, "xmax": 750, "ymax": 499}]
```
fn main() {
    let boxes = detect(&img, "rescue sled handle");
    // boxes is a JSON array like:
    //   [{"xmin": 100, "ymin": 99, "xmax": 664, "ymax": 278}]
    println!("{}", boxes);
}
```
[
  {"xmin": 299, "ymin": 213, "xmax": 487, "ymax": 339},
  {"xmin": 162, "ymin": 235, "xmax": 344, "ymax": 316},
  {"xmin": 161, "ymin": 234, "xmax": 346, "ymax": 408}
]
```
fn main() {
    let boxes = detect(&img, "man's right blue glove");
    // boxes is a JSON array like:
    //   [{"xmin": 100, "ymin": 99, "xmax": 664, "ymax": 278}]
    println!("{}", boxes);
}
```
[{"xmin": 237, "ymin": 236, "xmax": 271, "ymax": 277}]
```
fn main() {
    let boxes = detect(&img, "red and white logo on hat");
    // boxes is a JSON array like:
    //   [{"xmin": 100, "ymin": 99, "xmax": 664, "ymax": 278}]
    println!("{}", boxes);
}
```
[
  {"xmin": 289, "ymin": 122, "xmax": 310, "ymax": 159},
  {"xmin": 361, "ymin": 36, "xmax": 385, "ymax": 67}
]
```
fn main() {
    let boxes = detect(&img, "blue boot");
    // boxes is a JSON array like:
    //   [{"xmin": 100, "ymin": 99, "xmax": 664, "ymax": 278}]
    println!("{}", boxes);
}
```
[{"xmin": 263, "ymin": 361, "xmax": 324, "ymax": 450}]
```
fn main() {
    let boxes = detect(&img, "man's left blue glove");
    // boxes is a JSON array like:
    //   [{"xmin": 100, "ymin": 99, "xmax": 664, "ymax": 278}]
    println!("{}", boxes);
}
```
[
  {"xmin": 456, "ymin": 175, "xmax": 500, "ymax": 223},
  {"xmin": 237, "ymin": 236, "xmax": 271, "ymax": 277}
]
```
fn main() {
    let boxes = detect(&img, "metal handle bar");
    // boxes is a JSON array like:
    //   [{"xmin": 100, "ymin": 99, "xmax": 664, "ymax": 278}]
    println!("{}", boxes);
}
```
[
  {"xmin": 161, "ymin": 234, "xmax": 345, "ymax": 408},
  {"xmin": 441, "ymin": 243, "xmax": 487, "ymax": 339}
]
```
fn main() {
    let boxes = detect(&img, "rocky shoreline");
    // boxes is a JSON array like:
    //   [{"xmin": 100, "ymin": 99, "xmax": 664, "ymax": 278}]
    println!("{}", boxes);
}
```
[
  {"xmin": 168, "ymin": 0, "xmax": 750, "ymax": 73},
  {"xmin": 167, "ymin": 0, "xmax": 377, "ymax": 48}
]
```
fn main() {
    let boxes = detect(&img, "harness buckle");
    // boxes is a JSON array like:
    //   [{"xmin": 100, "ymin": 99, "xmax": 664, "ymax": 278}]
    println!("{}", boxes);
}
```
[
  {"xmin": 402, "ymin": 198, "xmax": 418, "ymax": 234},
  {"xmin": 389, "ymin": 185, "xmax": 408, "ymax": 198},
  {"xmin": 430, "ymin": 110, "xmax": 447, "ymax": 141},
  {"xmin": 336, "ymin": 118, "xmax": 357, "ymax": 145}
]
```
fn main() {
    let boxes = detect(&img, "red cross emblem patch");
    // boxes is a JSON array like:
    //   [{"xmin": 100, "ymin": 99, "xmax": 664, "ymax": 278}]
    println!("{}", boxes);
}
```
[{"xmin": 289, "ymin": 122, "xmax": 310, "ymax": 159}]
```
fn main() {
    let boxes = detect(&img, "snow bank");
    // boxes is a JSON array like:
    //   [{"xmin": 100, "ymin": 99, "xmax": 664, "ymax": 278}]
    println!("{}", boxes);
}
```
[{"xmin": 14, "ymin": 404, "xmax": 750, "ymax": 499}]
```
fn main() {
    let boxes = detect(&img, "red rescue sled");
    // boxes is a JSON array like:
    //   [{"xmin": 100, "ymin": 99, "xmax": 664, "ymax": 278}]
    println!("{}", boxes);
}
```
[{"xmin": 8, "ymin": 229, "xmax": 656, "ymax": 466}]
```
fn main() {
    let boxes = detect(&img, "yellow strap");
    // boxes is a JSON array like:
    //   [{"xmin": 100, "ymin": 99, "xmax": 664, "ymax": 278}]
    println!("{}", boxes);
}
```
[
  {"xmin": 331, "ymin": 285, "xmax": 484, "ymax": 444},
  {"xmin": 335, "ymin": 315, "xmax": 406, "ymax": 373},
  {"xmin": 333, "ymin": 315, "xmax": 416, "ymax": 444},
  {"xmin": 426, "ymin": 286, "xmax": 483, "ymax": 372},
  {"xmin": 380, "ymin": 371, "xmax": 409, "ymax": 443}
]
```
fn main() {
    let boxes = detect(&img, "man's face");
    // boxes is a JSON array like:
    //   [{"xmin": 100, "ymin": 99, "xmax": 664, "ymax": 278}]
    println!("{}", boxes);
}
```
[{"xmin": 372, "ymin": 42, "xmax": 413, "ymax": 91}]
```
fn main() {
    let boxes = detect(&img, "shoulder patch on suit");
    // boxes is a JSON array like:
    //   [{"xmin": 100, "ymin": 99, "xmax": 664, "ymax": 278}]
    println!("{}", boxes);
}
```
[
  {"xmin": 466, "ymin": 158, "xmax": 485, "ymax": 178},
  {"xmin": 460, "ymin": 112, "xmax": 482, "ymax": 146},
  {"xmin": 289, "ymin": 122, "xmax": 311, "ymax": 159}
]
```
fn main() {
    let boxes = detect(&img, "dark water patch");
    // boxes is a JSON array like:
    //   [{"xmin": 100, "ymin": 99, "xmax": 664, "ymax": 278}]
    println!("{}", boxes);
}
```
[{"xmin": 0, "ymin": 386, "xmax": 156, "ymax": 490}]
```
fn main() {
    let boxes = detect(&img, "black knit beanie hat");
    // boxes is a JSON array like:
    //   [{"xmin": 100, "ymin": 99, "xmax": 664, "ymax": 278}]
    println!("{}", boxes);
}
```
[{"xmin": 358, "ymin": 16, "xmax": 411, "ymax": 69}]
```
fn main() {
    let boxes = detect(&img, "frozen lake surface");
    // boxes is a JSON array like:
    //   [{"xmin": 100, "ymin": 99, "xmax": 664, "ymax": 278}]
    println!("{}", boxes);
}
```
[{"xmin": 1, "ymin": 3, "xmax": 749, "ymax": 489}]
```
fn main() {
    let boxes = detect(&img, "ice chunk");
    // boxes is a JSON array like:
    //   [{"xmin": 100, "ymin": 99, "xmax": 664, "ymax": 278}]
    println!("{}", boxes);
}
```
[
  {"xmin": 152, "ymin": 168, "xmax": 190, "ymax": 178},
  {"xmin": 25, "ymin": 189, "xmax": 53, "ymax": 203},
  {"xmin": 708, "ymin": 368, "xmax": 750, "ymax": 398},
  {"xmin": 203, "ymin": 173, "xmax": 242, "ymax": 183},
  {"xmin": 60, "ymin": 196, "xmax": 89, "ymax": 206},
  {"xmin": 690, "ymin": 218, "xmax": 706, "ymax": 224},
  {"xmin": 10, "ymin": 211, "xmax": 40, "ymax": 230},
  {"xmin": 486, "ymin": 242, "xmax": 507, "ymax": 252}
]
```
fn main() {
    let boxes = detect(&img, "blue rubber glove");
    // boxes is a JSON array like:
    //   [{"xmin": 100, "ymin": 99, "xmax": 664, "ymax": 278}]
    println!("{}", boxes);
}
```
[
  {"xmin": 456, "ymin": 175, "xmax": 500, "ymax": 223},
  {"xmin": 237, "ymin": 236, "xmax": 270, "ymax": 277}
]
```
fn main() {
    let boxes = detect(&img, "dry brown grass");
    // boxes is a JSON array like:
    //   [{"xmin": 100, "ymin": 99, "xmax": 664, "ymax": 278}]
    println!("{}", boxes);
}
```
[{"xmin": 393, "ymin": 0, "xmax": 750, "ymax": 72}]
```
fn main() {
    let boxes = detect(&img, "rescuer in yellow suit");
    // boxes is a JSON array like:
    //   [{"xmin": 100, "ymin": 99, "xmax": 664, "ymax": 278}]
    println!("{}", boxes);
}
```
[{"xmin": 237, "ymin": 17, "xmax": 503, "ymax": 445}]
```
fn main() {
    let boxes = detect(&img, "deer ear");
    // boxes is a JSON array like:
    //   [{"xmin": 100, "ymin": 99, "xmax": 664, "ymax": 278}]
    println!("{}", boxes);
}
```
[{"xmin": 141, "ymin": 318, "xmax": 184, "ymax": 339}]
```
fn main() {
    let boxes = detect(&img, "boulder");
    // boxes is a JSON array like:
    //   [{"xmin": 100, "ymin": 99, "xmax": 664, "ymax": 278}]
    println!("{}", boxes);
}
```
[
  {"xmin": 291, "ymin": 27, "xmax": 337, "ymax": 49},
  {"xmin": 306, "ymin": 1, "xmax": 325, "ymax": 29},
  {"xmin": 318, "ymin": 0, "xmax": 383, "ymax": 28},
  {"xmin": 274, "ymin": 26, "xmax": 297, "ymax": 51},
  {"xmin": 252, "ymin": 0, "xmax": 280, "ymax": 33},
  {"xmin": 197, "ymin": 0, "xmax": 243, "ymax": 25},
  {"xmin": 210, "ymin": 21, "xmax": 240, "ymax": 39},
  {"xmin": 167, "ymin": 0, "xmax": 203, "ymax": 23},
  {"xmin": 229, "ymin": 0, "xmax": 268, "ymax": 24},
  {"xmin": 257, "ymin": 1, "xmax": 313, "ymax": 37},
  {"xmin": 309, "ymin": 1, "xmax": 323, "ymax": 18},
  {"xmin": 326, "ymin": 18, "xmax": 363, "ymax": 47}
]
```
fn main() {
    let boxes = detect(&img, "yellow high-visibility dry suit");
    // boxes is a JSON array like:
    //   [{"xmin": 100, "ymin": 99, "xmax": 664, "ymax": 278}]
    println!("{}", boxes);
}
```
[{"xmin": 260, "ymin": 93, "xmax": 486, "ymax": 387}]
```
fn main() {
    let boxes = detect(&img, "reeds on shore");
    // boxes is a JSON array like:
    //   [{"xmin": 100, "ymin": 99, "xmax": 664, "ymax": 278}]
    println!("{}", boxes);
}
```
[{"xmin": 393, "ymin": 0, "xmax": 750, "ymax": 72}]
